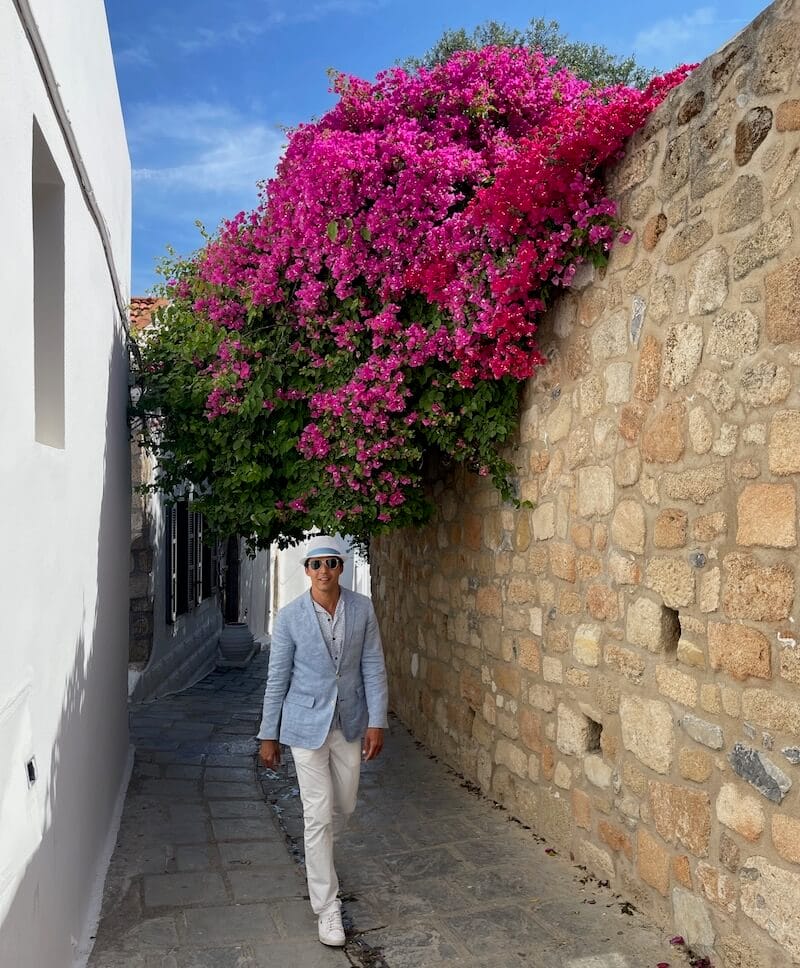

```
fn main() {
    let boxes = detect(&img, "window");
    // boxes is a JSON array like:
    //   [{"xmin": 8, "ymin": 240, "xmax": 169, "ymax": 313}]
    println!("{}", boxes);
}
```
[
  {"xmin": 32, "ymin": 120, "xmax": 65, "ymax": 448},
  {"xmin": 165, "ymin": 498, "xmax": 218, "ymax": 623}
]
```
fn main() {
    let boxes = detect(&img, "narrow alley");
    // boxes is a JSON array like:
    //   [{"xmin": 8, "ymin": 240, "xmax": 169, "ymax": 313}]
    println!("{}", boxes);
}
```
[{"xmin": 87, "ymin": 652, "xmax": 692, "ymax": 968}]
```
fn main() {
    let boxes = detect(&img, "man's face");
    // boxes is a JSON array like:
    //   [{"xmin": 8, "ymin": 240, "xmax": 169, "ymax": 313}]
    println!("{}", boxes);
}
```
[{"xmin": 304, "ymin": 556, "xmax": 343, "ymax": 594}]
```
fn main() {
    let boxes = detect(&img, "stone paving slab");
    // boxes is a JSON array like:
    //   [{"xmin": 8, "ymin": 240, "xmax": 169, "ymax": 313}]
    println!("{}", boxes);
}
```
[{"xmin": 89, "ymin": 651, "xmax": 695, "ymax": 968}]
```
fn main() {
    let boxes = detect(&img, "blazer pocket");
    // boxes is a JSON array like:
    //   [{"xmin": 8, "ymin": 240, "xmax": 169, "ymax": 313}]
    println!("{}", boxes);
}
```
[
  {"xmin": 355, "ymin": 685, "xmax": 365, "ymax": 699},
  {"xmin": 285, "ymin": 692, "xmax": 315, "ymax": 708}
]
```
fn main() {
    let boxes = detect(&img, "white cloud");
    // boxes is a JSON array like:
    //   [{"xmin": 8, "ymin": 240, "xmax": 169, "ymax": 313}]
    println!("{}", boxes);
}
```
[
  {"xmin": 634, "ymin": 6, "xmax": 715, "ymax": 51},
  {"xmin": 113, "ymin": 42, "xmax": 153, "ymax": 67},
  {"xmin": 128, "ymin": 102, "xmax": 285, "ymax": 194},
  {"xmin": 632, "ymin": 6, "xmax": 746, "ymax": 62},
  {"xmin": 175, "ymin": 0, "xmax": 388, "ymax": 53}
]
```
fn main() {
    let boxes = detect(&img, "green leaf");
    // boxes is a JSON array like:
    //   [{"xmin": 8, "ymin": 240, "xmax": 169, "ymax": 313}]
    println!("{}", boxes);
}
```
[{"xmin": 326, "ymin": 220, "xmax": 339, "ymax": 242}]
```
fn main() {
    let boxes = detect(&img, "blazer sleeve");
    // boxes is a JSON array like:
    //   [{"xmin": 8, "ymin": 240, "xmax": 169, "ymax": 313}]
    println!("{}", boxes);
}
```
[
  {"xmin": 360, "ymin": 600, "xmax": 389, "ymax": 729},
  {"xmin": 256, "ymin": 607, "xmax": 295, "ymax": 741}
]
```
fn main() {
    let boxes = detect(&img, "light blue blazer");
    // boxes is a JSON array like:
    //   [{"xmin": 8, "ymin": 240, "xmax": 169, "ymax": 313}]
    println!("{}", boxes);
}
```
[{"xmin": 257, "ymin": 587, "xmax": 389, "ymax": 749}]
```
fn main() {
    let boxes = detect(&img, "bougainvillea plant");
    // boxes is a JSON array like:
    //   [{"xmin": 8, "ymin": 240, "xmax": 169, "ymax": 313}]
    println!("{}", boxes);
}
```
[{"xmin": 132, "ymin": 47, "xmax": 693, "ymax": 548}]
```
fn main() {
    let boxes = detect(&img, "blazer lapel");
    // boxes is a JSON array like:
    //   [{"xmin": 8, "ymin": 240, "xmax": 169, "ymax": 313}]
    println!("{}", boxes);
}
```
[{"xmin": 302, "ymin": 590, "xmax": 337, "ymax": 671}]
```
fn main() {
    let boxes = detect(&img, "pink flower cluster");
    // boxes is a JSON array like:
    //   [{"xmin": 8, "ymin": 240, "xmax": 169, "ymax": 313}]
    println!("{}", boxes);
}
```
[{"xmin": 177, "ymin": 49, "xmax": 693, "ymax": 526}]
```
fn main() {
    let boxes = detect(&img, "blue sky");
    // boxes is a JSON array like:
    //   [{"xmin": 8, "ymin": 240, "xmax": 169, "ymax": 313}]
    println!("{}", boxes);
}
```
[{"xmin": 105, "ymin": 1, "xmax": 766, "ymax": 296}]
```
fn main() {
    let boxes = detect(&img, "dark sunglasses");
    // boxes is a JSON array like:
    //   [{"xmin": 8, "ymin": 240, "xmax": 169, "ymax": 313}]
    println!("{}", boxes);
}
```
[{"xmin": 306, "ymin": 557, "xmax": 343, "ymax": 570}]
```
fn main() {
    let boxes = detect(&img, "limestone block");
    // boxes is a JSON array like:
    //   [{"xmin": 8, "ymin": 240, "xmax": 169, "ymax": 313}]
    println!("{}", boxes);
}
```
[
  {"xmin": 506, "ymin": 578, "xmax": 537, "ymax": 608},
  {"xmin": 604, "ymin": 361, "xmax": 632, "ymax": 404},
  {"xmin": 549, "ymin": 543, "xmax": 576, "ymax": 583},
  {"xmin": 608, "ymin": 551, "xmax": 641, "ymax": 586},
  {"xmin": 712, "ymin": 423, "xmax": 738, "ymax": 457},
  {"xmin": 648, "ymin": 780, "xmax": 711, "ymax": 860},
  {"xmin": 620, "ymin": 696, "xmax": 674, "ymax": 774},
  {"xmin": 729, "ymin": 742, "xmax": 793, "ymax": 802},
  {"xmin": 672, "ymin": 887, "xmax": 715, "ymax": 950},
  {"xmin": 679, "ymin": 747, "xmax": 712, "ymax": 782},
  {"xmin": 542, "ymin": 657, "xmax": 563, "ymax": 684},
  {"xmin": 680, "ymin": 713, "xmax": 724, "ymax": 750},
  {"xmin": 660, "ymin": 131, "xmax": 690, "ymax": 198},
  {"xmin": 766, "ymin": 257, "xmax": 800, "ymax": 343},
  {"xmin": 495, "ymin": 738, "xmax": 527, "ymax": 779},
  {"xmin": 777, "ymin": 99, "xmax": 800, "ymax": 131},
  {"xmin": 718, "ymin": 174, "xmax": 763, "ymax": 232},
  {"xmin": 740, "ymin": 856, "xmax": 800, "ymax": 961},
  {"xmin": 722, "ymin": 553, "xmax": 794, "ymax": 621},
  {"xmin": 590, "ymin": 312, "xmax": 628, "ymax": 361},
  {"xmin": 735, "ymin": 106, "xmax": 773, "ymax": 166},
  {"xmin": 577, "ymin": 839, "xmax": 615, "ymax": 880},
  {"xmin": 530, "ymin": 504, "xmax": 555, "ymax": 544},
  {"xmin": 599, "ymin": 820, "xmax": 632, "ymax": 860},
  {"xmin": 572, "ymin": 788, "xmax": 592, "ymax": 830},
  {"xmin": 696, "ymin": 369, "xmax": 735, "ymax": 413},
  {"xmin": 770, "ymin": 144, "xmax": 800, "ymax": 202},
  {"xmin": 752, "ymin": 19, "xmax": 800, "ymax": 94},
  {"xmin": 662, "ymin": 321, "xmax": 703, "ymax": 389},
  {"xmin": 688, "ymin": 407, "xmax": 713, "ymax": 455},
  {"xmin": 546, "ymin": 398, "xmax": 572, "ymax": 443},
  {"xmin": 677, "ymin": 638, "xmax": 706, "ymax": 669},
  {"xmin": 693, "ymin": 511, "xmax": 726, "ymax": 541},
  {"xmin": 733, "ymin": 211, "xmax": 793, "ymax": 279},
  {"xmin": 626, "ymin": 596, "xmax": 680, "ymax": 653},
  {"xmin": 554, "ymin": 760, "xmax": 572, "ymax": 789},
  {"xmin": 696, "ymin": 862, "xmax": 737, "ymax": 913},
  {"xmin": 656, "ymin": 665, "xmax": 699, "ymax": 708},
  {"xmin": 584, "ymin": 753, "xmax": 612, "ymax": 789},
  {"xmin": 772, "ymin": 814, "xmax": 800, "ymax": 865},
  {"xmin": 693, "ymin": 158, "xmax": 733, "ymax": 200},
  {"xmin": 641, "ymin": 402, "xmax": 686, "ymax": 464},
  {"xmin": 699, "ymin": 567, "xmax": 721, "ymax": 614},
  {"xmin": 519, "ymin": 707, "xmax": 542, "ymax": 753},
  {"xmin": 573, "ymin": 623, "xmax": 601, "ymax": 667},
  {"xmin": 529, "ymin": 683, "xmax": 555, "ymax": 712},
  {"xmin": 642, "ymin": 212, "xmax": 667, "ymax": 250},
  {"xmin": 736, "ymin": 484, "xmax": 797, "ymax": 548},
  {"xmin": 707, "ymin": 308, "xmax": 760, "ymax": 362},
  {"xmin": 476, "ymin": 585, "xmax": 502, "ymax": 618},
  {"xmin": 769, "ymin": 410, "xmax": 800, "ymax": 474},
  {"xmin": 556, "ymin": 704, "xmax": 594, "ymax": 756},
  {"xmin": 664, "ymin": 220, "xmax": 713, "ymax": 264},
  {"xmin": 649, "ymin": 275, "xmax": 675, "ymax": 322},
  {"xmin": 645, "ymin": 557, "xmax": 695, "ymax": 608},
  {"xmin": 740, "ymin": 360, "xmax": 791, "ymax": 408},
  {"xmin": 610, "ymin": 500, "xmax": 645, "ymax": 555},
  {"xmin": 623, "ymin": 260, "xmax": 653, "ymax": 295},
  {"xmin": 604, "ymin": 643, "xmax": 645, "ymax": 682},
  {"xmin": 637, "ymin": 828, "xmax": 670, "ymax": 896},
  {"xmin": 654, "ymin": 508, "xmax": 688, "ymax": 549},
  {"xmin": 614, "ymin": 447, "xmax": 642, "ymax": 487},
  {"xmin": 688, "ymin": 247, "xmax": 729, "ymax": 315},
  {"xmin": 576, "ymin": 465, "xmax": 614, "ymax": 518},
  {"xmin": 717, "ymin": 781, "xmax": 766, "ymax": 841}
]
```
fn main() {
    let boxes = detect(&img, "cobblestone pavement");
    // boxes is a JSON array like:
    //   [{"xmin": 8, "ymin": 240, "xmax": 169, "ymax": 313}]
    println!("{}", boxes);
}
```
[{"xmin": 89, "ymin": 651, "xmax": 692, "ymax": 968}]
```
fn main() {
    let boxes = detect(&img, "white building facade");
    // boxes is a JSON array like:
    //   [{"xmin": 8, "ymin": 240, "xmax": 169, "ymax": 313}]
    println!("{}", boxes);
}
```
[{"xmin": 0, "ymin": 2, "xmax": 132, "ymax": 965}]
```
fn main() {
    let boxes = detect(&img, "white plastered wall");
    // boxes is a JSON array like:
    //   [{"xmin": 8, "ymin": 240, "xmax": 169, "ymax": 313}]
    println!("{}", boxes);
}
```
[{"xmin": 0, "ymin": 2, "xmax": 132, "ymax": 965}]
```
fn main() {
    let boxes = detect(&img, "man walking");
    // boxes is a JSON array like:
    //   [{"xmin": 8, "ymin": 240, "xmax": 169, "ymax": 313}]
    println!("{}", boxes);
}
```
[{"xmin": 257, "ymin": 535, "xmax": 388, "ymax": 947}]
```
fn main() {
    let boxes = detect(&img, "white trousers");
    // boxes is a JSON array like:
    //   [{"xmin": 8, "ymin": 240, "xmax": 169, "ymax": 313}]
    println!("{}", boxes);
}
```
[{"xmin": 291, "ymin": 729, "xmax": 362, "ymax": 915}]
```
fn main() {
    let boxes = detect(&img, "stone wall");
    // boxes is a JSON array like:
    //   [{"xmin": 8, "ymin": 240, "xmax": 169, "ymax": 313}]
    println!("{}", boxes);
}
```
[{"xmin": 372, "ymin": 3, "xmax": 800, "ymax": 964}]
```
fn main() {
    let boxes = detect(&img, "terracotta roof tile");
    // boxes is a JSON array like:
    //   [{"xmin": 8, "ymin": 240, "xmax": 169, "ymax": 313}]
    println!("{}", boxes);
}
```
[{"xmin": 130, "ymin": 296, "xmax": 167, "ymax": 332}]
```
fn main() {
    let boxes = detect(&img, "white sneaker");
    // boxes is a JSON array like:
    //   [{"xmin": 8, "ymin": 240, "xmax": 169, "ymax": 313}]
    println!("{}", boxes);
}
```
[{"xmin": 318, "ymin": 906, "xmax": 346, "ymax": 947}]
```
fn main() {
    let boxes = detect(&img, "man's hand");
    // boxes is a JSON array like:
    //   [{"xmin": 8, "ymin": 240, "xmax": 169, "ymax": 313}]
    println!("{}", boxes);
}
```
[
  {"xmin": 362, "ymin": 727, "xmax": 384, "ymax": 762},
  {"xmin": 259, "ymin": 739, "xmax": 281, "ymax": 769}
]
